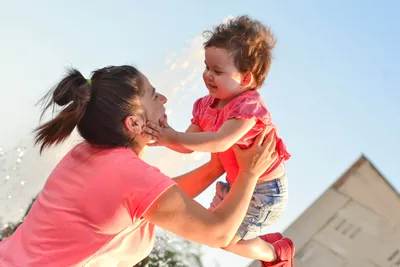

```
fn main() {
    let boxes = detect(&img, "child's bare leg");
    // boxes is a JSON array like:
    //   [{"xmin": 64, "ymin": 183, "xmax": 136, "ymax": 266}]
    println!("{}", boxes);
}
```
[{"xmin": 221, "ymin": 235, "xmax": 277, "ymax": 262}]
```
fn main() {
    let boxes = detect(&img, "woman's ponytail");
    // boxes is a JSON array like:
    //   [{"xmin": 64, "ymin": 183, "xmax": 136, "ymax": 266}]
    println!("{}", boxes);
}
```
[{"xmin": 34, "ymin": 68, "xmax": 91, "ymax": 153}]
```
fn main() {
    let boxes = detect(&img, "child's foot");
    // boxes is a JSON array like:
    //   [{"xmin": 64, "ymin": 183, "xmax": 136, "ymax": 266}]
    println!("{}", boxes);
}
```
[
  {"xmin": 260, "ymin": 238, "xmax": 295, "ymax": 267},
  {"xmin": 260, "ymin": 232, "xmax": 283, "ymax": 244}
]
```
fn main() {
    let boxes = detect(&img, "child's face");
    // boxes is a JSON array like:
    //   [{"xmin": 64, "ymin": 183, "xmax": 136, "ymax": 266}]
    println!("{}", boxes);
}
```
[{"xmin": 203, "ymin": 47, "xmax": 247, "ymax": 100}]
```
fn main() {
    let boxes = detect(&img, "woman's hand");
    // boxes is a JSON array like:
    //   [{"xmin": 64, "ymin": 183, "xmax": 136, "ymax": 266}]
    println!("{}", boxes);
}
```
[{"xmin": 233, "ymin": 127, "xmax": 278, "ymax": 178}]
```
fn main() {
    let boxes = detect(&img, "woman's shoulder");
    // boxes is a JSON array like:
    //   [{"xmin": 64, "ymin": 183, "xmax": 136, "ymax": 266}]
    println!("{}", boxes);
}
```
[
  {"xmin": 65, "ymin": 142, "xmax": 149, "ymax": 173},
  {"xmin": 60, "ymin": 143, "xmax": 174, "ymax": 194}
]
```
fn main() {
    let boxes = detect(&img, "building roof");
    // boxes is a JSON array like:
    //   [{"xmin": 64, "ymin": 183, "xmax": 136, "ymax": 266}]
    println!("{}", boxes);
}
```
[{"xmin": 332, "ymin": 154, "xmax": 399, "ymax": 197}]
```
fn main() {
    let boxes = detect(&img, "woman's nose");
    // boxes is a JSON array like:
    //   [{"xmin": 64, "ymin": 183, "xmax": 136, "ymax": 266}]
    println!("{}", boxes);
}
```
[{"xmin": 158, "ymin": 93, "xmax": 167, "ymax": 104}]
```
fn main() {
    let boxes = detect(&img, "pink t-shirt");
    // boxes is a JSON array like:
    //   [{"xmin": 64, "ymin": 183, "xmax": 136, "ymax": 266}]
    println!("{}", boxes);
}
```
[
  {"xmin": 0, "ymin": 143, "xmax": 176, "ymax": 267},
  {"xmin": 191, "ymin": 90, "xmax": 291, "ymax": 184}
]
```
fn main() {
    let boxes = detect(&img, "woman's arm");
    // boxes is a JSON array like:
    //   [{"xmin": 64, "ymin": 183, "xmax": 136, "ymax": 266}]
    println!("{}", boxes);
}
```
[
  {"xmin": 172, "ymin": 153, "xmax": 224, "ymax": 198},
  {"xmin": 145, "ymin": 118, "xmax": 257, "ymax": 153},
  {"xmin": 143, "ymin": 128, "xmax": 278, "ymax": 248},
  {"xmin": 144, "ymin": 171, "xmax": 257, "ymax": 248}
]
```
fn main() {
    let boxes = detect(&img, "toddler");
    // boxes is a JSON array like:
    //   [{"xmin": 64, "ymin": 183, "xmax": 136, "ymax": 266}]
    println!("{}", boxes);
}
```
[{"xmin": 144, "ymin": 15, "xmax": 294, "ymax": 267}]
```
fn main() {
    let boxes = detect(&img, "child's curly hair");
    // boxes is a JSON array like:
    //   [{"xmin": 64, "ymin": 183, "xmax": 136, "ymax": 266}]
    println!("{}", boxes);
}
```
[{"xmin": 203, "ymin": 15, "xmax": 276, "ymax": 89}]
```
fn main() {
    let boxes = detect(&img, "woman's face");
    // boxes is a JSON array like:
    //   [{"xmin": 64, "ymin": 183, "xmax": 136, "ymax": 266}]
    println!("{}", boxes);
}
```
[
  {"xmin": 123, "ymin": 73, "xmax": 168, "ymax": 156},
  {"xmin": 139, "ymin": 74, "xmax": 168, "ymax": 124}
]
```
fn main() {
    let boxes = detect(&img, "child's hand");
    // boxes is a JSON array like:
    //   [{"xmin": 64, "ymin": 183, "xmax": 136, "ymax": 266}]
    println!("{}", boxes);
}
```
[{"xmin": 143, "ymin": 119, "xmax": 178, "ymax": 147}]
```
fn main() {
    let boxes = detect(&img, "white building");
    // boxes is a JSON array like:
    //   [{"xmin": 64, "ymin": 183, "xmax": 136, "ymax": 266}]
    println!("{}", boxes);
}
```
[{"xmin": 249, "ymin": 155, "xmax": 400, "ymax": 267}]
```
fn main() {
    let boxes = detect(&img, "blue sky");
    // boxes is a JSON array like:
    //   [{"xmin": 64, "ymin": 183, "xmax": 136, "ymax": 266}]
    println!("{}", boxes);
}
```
[{"xmin": 1, "ymin": 1, "xmax": 399, "ymax": 266}]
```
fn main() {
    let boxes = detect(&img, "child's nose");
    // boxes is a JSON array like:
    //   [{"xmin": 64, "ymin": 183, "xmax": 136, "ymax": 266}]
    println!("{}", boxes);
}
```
[{"xmin": 205, "ymin": 71, "xmax": 213, "ymax": 81}]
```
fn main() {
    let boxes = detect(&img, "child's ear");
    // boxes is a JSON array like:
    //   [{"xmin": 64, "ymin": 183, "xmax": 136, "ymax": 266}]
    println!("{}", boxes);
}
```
[{"xmin": 241, "ymin": 72, "xmax": 254, "ymax": 88}]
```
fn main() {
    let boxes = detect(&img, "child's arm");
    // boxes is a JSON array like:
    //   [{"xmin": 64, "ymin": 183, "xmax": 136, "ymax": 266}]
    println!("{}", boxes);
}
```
[
  {"xmin": 144, "ymin": 118, "xmax": 257, "ymax": 153},
  {"xmin": 175, "ymin": 118, "xmax": 257, "ymax": 152},
  {"xmin": 165, "ymin": 124, "xmax": 201, "ymax": 154}
]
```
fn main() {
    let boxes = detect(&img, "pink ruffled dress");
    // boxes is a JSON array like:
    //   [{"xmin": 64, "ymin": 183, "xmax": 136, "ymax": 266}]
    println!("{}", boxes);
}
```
[{"xmin": 191, "ymin": 90, "xmax": 291, "ymax": 184}]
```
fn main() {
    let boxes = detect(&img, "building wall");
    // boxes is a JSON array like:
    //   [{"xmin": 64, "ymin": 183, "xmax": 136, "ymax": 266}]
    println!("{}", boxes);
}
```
[{"xmin": 248, "ymin": 156, "xmax": 400, "ymax": 267}]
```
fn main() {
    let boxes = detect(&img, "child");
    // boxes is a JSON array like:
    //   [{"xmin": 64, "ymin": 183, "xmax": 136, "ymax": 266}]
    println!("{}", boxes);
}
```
[{"xmin": 144, "ymin": 15, "xmax": 294, "ymax": 267}]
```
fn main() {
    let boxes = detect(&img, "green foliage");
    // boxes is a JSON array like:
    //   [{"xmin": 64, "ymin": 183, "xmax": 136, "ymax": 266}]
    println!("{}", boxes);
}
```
[{"xmin": 134, "ymin": 234, "xmax": 204, "ymax": 267}]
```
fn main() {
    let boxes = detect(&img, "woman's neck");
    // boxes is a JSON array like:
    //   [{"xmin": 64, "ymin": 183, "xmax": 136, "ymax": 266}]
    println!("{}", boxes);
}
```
[{"xmin": 130, "ymin": 139, "xmax": 148, "ymax": 158}]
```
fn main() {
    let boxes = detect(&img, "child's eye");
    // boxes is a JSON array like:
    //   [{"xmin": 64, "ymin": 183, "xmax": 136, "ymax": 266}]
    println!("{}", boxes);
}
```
[{"xmin": 214, "ymin": 70, "xmax": 222, "ymax": 75}]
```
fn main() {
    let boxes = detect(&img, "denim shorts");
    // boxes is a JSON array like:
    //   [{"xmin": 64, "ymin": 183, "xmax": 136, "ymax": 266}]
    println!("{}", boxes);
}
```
[{"xmin": 209, "ymin": 173, "xmax": 288, "ymax": 240}]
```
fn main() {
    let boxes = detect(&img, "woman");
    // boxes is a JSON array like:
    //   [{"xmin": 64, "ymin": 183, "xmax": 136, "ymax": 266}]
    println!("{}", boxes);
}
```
[{"xmin": 0, "ymin": 65, "xmax": 286, "ymax": 267}]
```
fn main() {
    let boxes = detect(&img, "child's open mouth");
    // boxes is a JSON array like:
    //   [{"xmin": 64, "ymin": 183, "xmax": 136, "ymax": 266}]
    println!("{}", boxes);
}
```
[{"xmin": 207, "ymin": 83, "xmax": 217, "ymax": 89}]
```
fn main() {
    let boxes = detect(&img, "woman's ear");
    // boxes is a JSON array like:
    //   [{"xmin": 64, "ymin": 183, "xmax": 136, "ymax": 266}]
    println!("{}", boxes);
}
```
[{"xmin": 124, "ymin": 115, "xmax": 144, "ymax": 136}]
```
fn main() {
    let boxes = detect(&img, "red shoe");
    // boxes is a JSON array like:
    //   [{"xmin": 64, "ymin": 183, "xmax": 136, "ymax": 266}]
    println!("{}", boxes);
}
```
[
  {"xmin": 260, "ymin": 238, "xmax": 295, "ymax": 267},
  {"xmin": 260, "ymin": 232, "xmax": 283, "ymax": 244}
]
